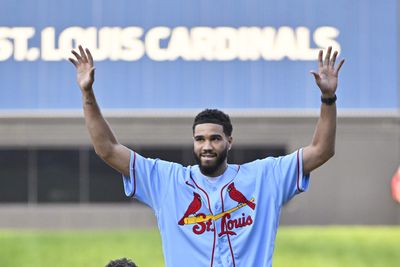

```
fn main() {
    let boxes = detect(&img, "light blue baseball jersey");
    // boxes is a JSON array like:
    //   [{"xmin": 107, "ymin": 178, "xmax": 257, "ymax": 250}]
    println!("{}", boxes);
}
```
[{"xmin": 123, "ymin": 148, "xmax": 310, "ymax": 267}]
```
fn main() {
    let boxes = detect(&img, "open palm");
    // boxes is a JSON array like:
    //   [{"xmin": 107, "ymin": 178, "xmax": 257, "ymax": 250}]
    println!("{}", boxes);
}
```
[
  {"xmin": 311, "ymin": 46, "xmax": 345, "ymax": 97},
  {"xmin": 69, "ymin": 45, "xmax": 95, "ymax": 92}
]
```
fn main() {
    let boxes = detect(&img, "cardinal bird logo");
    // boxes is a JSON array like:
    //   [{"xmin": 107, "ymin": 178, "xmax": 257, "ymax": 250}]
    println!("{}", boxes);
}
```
[
  {"xmin": 227, "ymin": 183, "xmax": 256, "ymax": 210},
  {"xmin": 178, "ymin": 192, "xmax": 202, "ymax": 225}
]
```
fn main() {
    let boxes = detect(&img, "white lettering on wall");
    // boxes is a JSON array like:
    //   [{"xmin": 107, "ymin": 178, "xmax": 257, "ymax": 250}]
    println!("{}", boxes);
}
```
[{"xmin": 0, "ymin": 26, "xmax": 341, "ymax": 62}]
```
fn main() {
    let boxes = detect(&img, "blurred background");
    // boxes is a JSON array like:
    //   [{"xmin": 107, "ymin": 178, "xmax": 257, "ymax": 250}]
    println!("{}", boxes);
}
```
[
  {"xmin": 0, "ymin": 0, "xmax": 398, "ymax": 229},
  {"xmin": 0, "ymin": 0, "xmax": 399, "ymax": 251}
]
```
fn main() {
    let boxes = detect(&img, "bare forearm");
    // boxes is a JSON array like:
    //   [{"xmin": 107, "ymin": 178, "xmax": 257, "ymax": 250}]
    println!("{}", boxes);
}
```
[
  {"xmin": 303, "ymin": 46, "xmax": 343, "ymax": 174},
  {"xmin": 82, "ymin": 89, "xmax": 118, "ymax": 159},
  {"xmin": 303, "ymin": 102, "xmax": 336, "ymax": 173},
  {"xmin": 70, "ymin": 46, "xmax": 130, "ymax": 176},
  {"xmin": 311, "ymin": 103, "xmax": 336, "ymax": 157}
]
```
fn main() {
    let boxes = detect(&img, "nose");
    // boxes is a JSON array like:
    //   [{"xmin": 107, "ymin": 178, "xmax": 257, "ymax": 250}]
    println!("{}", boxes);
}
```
[{"xmin": 202, "ymin": 140, "xmax": 212, "ymax": 150}]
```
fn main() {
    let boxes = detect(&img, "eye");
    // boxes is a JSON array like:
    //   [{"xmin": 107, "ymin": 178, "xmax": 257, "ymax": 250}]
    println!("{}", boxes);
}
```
[
  {"xmin": 211, "ymin": 136, "xmax": 222, "ymax": 141},
  {"xmin": 194, "ymin": 136, "xmax": 204, "ymax": 142}
]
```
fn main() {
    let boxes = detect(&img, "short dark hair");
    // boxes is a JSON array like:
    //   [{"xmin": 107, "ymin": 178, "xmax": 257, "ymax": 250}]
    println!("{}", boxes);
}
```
[
  {"xmin": 193, "ymin": 109, "xmax": 233, "ymax": 136},
  {"xmin": 105, "ymin": 258, "xmax": 138, "ymax": 267}
]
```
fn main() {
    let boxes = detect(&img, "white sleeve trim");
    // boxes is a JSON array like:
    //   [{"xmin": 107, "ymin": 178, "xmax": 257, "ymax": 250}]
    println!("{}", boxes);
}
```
[
  {"xmin": 296, "ymin": 148, "xmax": 310, "ymax": 193},
  {"xmin": 122, "ymin": 150, "xmax": 136, "ymax": 197}
]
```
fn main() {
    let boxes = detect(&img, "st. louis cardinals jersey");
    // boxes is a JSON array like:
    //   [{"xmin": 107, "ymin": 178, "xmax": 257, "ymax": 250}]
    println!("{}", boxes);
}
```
[{"xmin": 122, "ymin": 149, "xmax": 309, "ymax": 267}]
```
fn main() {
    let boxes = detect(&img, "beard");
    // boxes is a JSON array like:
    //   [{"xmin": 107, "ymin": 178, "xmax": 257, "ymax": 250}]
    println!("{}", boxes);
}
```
[{"xmin": 194, "ymin": 146, "xmax": 229, "ymax": 176}]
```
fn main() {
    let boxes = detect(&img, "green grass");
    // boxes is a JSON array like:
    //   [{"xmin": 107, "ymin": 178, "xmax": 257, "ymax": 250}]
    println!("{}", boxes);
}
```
[
  {"xmin": 274, "ymin": 227, "xmax": 400, "ymax": 267},
  {"xmin": 0, "ymin": 227, "xmax": 399, "ymax": 267},
  {"xmin": 0, "ymin": 229, "xmax": 164, "ymax": 267}
]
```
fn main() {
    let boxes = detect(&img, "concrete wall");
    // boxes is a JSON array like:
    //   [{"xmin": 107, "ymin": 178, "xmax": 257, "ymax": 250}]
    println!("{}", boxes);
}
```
[{"xmin": 0, "ymin": 110, "xmax": 399, "ymax": 228}]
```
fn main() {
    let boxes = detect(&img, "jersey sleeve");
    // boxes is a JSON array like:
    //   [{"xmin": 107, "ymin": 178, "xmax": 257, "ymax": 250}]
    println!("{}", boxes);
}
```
[
  {"xmin": 273, "ymin": 148, "xmax": 310, "ymax": 205},
  {"xmin": 122, "ymin": 150, "xmax": 178, "ymax": 211}
]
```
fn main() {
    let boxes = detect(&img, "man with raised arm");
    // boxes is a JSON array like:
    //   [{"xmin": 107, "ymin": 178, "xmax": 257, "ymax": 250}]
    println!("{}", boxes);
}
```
[{"xmin": 69, "ymin": 45, "xmax": 344, "ymax": 267}]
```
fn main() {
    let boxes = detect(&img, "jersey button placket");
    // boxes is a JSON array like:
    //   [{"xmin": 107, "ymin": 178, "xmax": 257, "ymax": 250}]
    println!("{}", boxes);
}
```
[
  {"xmin": 215, "ymin": 203, "xmax": 220, "ymax": 212},
  {"xmin": 226, "ymin": 256, "xmax": 231, "ymax": 266},
  {"xmin": 214, "ymin": 236, "xmax": 224, "ymax": 267}
]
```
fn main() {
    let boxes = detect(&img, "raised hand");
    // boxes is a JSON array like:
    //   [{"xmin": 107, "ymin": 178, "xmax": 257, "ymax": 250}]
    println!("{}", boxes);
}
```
[
  {"xmin": 311, "ymin": 46, "xmax": 345, "ymax": 97},
  {"xmin": 69, "ymin": 45, "xmax": 95, "ymax": 92}
]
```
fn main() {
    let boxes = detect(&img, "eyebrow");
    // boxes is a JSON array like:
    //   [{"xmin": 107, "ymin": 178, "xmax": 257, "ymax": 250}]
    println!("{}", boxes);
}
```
[{"xmin": 194, "ymin": 134, "xmax": 222, "ymax": 139}]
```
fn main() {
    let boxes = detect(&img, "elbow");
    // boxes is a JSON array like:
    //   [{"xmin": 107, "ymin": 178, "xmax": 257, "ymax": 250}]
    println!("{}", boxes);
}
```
[
  {"xmin": 314, "ymin": 147, "xmax": 334, "ymax": 166},
  {"xmin": 320, "ymin": 148, "xmax": 335, "ymax": 164},
  {"xmin": 94, "ymin": 145, "xmax": 113, "ymax": 161},
  {"xmin": 94, "ymin": 149, "xmax": 108, "ymax": 160},
  {"xmin": 327, "ymin": 149, "xmax": 335, "ymax": 159}
]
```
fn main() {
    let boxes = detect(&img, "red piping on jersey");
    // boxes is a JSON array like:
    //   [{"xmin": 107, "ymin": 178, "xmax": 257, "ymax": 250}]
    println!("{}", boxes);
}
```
[
  {"xmin": 220, "ymin": 165, "xmax": 241, "ymax": 212},
  {"xmin": 219, "ymin": 165, "xmax": 240, "ymax": 267},
  {"xmin": 211, "ymin": 223, "xmax": 216, "ymax": 267},
  {"xmin": 190, "ymin": 175, "xmax": 213, "ymax": 213},
  {"xmin": 131, "ymin": 152, "xmax": 137, "ymax": 197},
  {"xmin": 190, "ymin": 173, "xmax": 215, "ymax": 267},
  {"xmin": 185, "ymin": 181, "xmax": 196, "ymax": 189},
  {"xmin": 226, "ymin": 232, "xmax": 236, "ymax": 267},
  {"xmin": 221, "ymin": 188, "xmax": 236, "ymax": 267},
  {"xmin": 296, "ymin": 150, "xmax": 304, "ymax": 192}
]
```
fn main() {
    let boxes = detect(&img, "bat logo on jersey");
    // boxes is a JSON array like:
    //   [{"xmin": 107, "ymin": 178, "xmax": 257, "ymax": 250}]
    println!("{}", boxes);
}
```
[{"xmin": 178, "ymin": 183, "xmax": 256, "ymax": 236}]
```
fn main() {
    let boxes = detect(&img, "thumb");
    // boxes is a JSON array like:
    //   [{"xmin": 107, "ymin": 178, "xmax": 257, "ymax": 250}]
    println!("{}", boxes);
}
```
[
  {"xmin": 90, "ymin": 67, "xmax": 95, "ymax": 81},
  {"xmin": 310, "ymin": 71, "xmax": 320, "ymax": 82}
]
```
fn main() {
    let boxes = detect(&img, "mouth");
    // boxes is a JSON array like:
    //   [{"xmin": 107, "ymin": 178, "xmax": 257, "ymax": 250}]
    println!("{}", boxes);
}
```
[{"xmin": 201, "ymin": 154, "xmax": 217, "ymax": 159}]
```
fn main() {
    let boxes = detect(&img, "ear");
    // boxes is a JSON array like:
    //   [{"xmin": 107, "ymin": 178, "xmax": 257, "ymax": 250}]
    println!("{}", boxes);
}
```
[{"xmin": 227, "ymin": 136, "xmax": 233, "ymax": 150}]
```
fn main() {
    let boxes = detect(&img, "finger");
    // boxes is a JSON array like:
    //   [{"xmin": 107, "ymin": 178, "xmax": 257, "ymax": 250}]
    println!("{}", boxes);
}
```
[
  {"xmin": 68, "ymin": 58, "xmax": 78, "ymax": 67},
  {"xmin": 330, "ymin": 51, "xmax": 338, "ymax": 68},
  {"xmin": 71, "ymin": 50, "xmax": 83, "ymax": 63},
  {"xmin": 86, "ymin": 48, "xmax": 94, "ymax": 66},
  {"xmin": 79, "ymin": 45, "xmax": 88, "ymax": 63},
  {"xmin": 317, "ymin": 50, "xmax": 323, "ymax": 69},
  {"xmin": 335, "ymin": 59, "xmax": 345, "ymax": 74},
  {"xmin": 324, "ymin": 46, "xmax": 332, "ymax": 66}
]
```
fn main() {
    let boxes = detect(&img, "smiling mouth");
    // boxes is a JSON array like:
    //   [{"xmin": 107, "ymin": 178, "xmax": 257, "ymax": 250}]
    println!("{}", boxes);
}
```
[{"xmin": 201, "ymin": 154, "xmax": 216, "ymax": 159}]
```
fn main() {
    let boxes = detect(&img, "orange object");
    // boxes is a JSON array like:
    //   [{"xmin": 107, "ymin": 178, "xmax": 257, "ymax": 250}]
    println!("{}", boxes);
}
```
[{"xmin": 392, "ymin": 168, "xmax": 400, "ymax": 203}]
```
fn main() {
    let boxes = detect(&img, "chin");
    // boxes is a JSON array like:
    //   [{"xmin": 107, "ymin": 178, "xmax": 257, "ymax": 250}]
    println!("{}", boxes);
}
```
[
  {"xmin": 201, "ymin": 159, "xmax": 216, "ymax": 165},
  {"xmin": 194, "ymin": 149, "xmax": 228, "ymax": 175}
]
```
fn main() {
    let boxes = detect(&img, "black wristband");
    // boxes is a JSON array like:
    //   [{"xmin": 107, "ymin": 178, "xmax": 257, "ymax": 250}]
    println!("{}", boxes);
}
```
[{"xmin": 321, "ymin": 94, "xmax": 337, "ymax": 105}]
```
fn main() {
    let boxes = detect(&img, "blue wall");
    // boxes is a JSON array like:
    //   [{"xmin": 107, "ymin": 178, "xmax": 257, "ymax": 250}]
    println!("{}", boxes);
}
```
[{"xmin": 0, "ymin": 0, "xmax": 397, "ymax": 109}]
